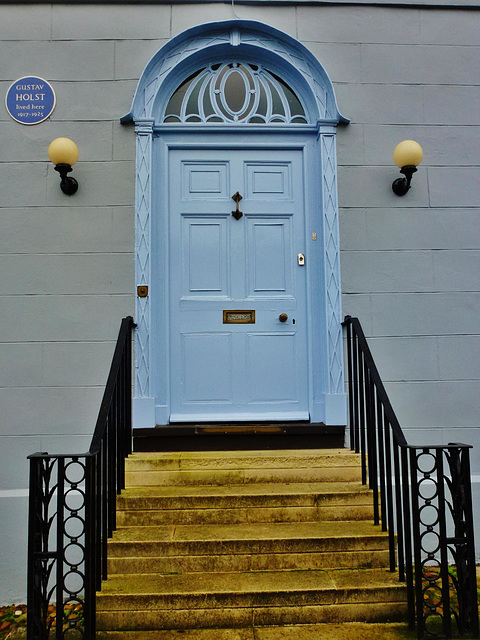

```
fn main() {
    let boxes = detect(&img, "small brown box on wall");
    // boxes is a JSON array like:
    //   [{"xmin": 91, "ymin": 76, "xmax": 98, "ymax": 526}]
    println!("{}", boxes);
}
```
[{"xmin": 137, "ymin": 285, "xmax": 149, "ymax": 298}]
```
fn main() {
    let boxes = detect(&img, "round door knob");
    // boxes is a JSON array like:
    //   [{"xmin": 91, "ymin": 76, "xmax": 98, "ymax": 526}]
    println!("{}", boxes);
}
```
[{"xmin": 279, "ymin": 313, "xmax": 288, "ymax": 323}]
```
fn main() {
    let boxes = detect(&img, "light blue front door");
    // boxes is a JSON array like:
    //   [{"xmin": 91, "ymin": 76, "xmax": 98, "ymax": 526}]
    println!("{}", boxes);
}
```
[{"xmin": 169, "ymin": 147, "xmax": 309, "ymax": 422}]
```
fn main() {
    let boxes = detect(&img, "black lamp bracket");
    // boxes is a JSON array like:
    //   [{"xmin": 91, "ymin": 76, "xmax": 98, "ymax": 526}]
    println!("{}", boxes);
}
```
[
  {"xmin": 392, "ymin": 164, "xmax": 417, "ymax": 196},
  {"xmin": 54, "ymin": 163, "xmax": 78, "ymax": 196}
]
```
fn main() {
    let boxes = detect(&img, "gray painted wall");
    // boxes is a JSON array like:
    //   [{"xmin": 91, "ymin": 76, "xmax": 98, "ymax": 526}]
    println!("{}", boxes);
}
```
[{"xmin": 0, "ymin": 2, "xmax": 479, "ymax": 603}]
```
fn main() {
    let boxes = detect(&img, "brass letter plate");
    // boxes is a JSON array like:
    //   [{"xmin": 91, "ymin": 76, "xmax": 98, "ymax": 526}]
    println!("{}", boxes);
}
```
[{"xmin": 223, "ymin": 310, "xmax": 255, "ymax": 324}]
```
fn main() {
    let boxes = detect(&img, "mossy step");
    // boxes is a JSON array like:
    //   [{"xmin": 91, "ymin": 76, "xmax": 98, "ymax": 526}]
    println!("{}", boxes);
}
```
[
  {"xmin": 96, "ymin": 569, "xmax": 407, "ymax": 630},
  {"xmin": 116, "ymin": 503, "xmax": 374, "ymax": 526},
  {"xmin": 107, "ymin": 521, "xmax": 390, "ymax": 557},
  {"xmin": 117, "ymin": 481, "xmax": 371, "ymax": 508},
  {"xmin": 98, "ymin": 568, "xmax": 405, "ymax": 604},
  {"xmin": 97, "ymin": 601, "xmax": 408, "ymax": 632},
  {"xmin": 125, "ymin": 466, "xmax": 362, "ymax": 487},
  {"xmin": 125, "ymin": 449, "xmax": 361, "ymax": 471},
  {"xmin": 97, "ymin": 622, "xmax": 415, "ymax": 639},
  {"xmin": 124, "ymin": 450, "xmax": 363, "ymax": 486},
  {"xmin": 107, "ymin": 548, "xmax": 391, "ymax": 574},
  {"xmin": 116, "ymin": 483, "xmax": 374, "ymax": 525}
]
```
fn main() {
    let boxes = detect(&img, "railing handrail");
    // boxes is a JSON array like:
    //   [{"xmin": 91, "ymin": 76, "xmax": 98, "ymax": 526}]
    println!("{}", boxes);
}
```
[
  {"xmin": 344, "ymin": 316, "xmax": 474, "ymax": 454},
  {"xmin": 27, "ymin": 315, "xmax": 135, "ymax": 640},
  {"xmin": 27, "ymin": 316, "xmax": 135, "ymax": 463},
  {"xmin": 342, "ymin": 315, "xmax": 478, "ymax": 640},
  {"xmin": 343, "ymin": 315, "xmax": 407, "ymax": 447},
  {"xmin": 90, "ymin": 316, "xmax": 135, "ymax": 455}
]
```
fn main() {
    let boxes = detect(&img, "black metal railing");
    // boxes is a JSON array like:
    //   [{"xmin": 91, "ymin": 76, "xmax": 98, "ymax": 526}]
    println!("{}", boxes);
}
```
[
  {"xmin": 343, "ymin": 315, "xmax": 479, "ymax": 639},
  {"xmin": 27, "ymin": 316, "xmax": 135, "ymax": 640}
]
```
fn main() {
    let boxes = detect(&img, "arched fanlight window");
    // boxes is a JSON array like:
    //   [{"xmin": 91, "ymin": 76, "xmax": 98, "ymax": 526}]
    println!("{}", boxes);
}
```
[{"xmin": 163, "ymin": 62, "xmax": 308, "ymax": 124}]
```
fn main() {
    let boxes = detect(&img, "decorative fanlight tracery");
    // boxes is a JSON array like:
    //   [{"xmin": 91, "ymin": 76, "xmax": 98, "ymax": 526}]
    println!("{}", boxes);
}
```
[{"xmin": 163, "ymin": 62, "xmax": 308, "ymax": 124}]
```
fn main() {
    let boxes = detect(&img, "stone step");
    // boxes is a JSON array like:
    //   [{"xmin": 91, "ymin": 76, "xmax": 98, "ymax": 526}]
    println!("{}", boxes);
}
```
[
  {"xmin": 124, "ymin": 450, "xmax": 363, "ymax": 486},
  {"xmin": 116, "ymin": 482, "xmax": 374, "ymax": 525},
  {"xmin": 107, "ymin": 521, "xmax": 391, "ymax": 572},
  {"xmin": 125, "ymin": 466, "xmax": 362, "ymax": 486},
  {"xmin": 125, "ymin": 449, "xmax": 360, "ymax": 471},
  {"xmin": 107, "ymin": 520, "xmax": 390, "ymax": 558},
  {"xmin": 99, "ymin": 448, "xmax": 407, "ymax": 635},
  {"xmin": 107, "ymin": 548, "xmax": 391, "ymax": 574},
  {"xmin": 117, "ymin": 503, "xmax": 374, "ymax": 526},
  {"xmin": 97, "ymin": 622, "xmax": 415, "ymax": 640},
  {"xmin": 96, "ymin": 569, "xmax": 407, "ymax": 631},
  {"xmin": 117, "ymin": 481, "xmax": 372, "ymax": 507}
]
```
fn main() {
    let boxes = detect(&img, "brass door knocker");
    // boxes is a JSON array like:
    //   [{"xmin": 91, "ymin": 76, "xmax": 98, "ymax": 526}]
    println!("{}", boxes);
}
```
[{"xmin": 231, "ymin": 192, "xmax": 243, "ymax": 220}]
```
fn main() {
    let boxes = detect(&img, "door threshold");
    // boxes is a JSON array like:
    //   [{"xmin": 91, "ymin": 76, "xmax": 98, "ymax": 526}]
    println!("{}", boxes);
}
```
[
  {"xmin": 133, "ymin": 422, "xmax": 346, "ymax": 452},
  {"xmin": 169, "ymin": 412, "xmax": 310, "ymax": 423}
]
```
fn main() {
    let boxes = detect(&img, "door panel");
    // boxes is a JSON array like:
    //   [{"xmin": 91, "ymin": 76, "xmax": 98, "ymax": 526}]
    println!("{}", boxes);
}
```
[
  {"xmin": 183, "ymin": 162, "xmax": 229, "ymax": 197},
  {"xmin": 245, "ymin": 163, "xmax": 291, "ymax": 199},
  {"xmin": 246, "ymin": 332, "xmax": 298, "ymax": 402},
  {"xmin": 182, "ymin": 217, "xmax": 229, "ymax": 296},
  {"xmin": 181, "ymin": 332, "xmax": 233, "ymax": 402},
  {"xmin": 168, "ymin": 148, "xmax": 308, "ymax": 421},
  {"xmin": 247, "ymin": 219, "xmax": 291, "ymax": 295}
]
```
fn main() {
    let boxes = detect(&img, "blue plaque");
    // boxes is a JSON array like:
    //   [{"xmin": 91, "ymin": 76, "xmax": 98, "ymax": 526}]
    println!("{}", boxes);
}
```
[{"xmin": 5, "ymin": 76, "xmax": 56, "ymax": 125}]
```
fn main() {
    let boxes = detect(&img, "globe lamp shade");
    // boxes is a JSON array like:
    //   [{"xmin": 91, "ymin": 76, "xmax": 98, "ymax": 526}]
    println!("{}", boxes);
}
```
[{"xmin": 393, "ymin": 140, "xmax": 423, "ymax": 169}]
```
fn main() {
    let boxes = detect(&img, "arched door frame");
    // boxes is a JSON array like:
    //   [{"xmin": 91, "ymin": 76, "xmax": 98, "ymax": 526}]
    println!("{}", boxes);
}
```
[{"xmin": 122, "ymin": 20, "xmax": 349, "ymax": 428}]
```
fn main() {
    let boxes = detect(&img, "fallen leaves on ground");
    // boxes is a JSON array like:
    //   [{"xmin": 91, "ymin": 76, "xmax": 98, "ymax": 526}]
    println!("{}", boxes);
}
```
[{"xmin": 0, "ymin": 603, "xmax": 83, "ymax": 639}]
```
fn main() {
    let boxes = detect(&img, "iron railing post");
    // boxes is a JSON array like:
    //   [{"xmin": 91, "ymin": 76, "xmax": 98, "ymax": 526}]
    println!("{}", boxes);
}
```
[
  {"xmin": 436, "ymin": 448, "xmax": 452, "ymax": 639},
  {"xmin": 352, "ymin": 329, "xmax": 360, "ymax": 453},
  {"xmin": 376, "ymin": 390, "xmax": 387, "ymax": 532},
  {"xmin": 393, "ymin": 440, "xmax": 405, "ymax": 578},
  {"xmin": 401, "ymin": 445, "xmax": 415, "ymax": 630},
  {"xmin": 84, "ymin": 455, "xmax": 96, "ymax": 639},
  {"xmin": 409, "ymin": 448, "xmax": 425, "ymax": 639},
  {"xmin": 342, "ymin": 316, "xmax": 479, "ymax": 639},
  {"xmin": 55, "ymin": 458, "xmax": 65, "ymax": 640},
  {"xmin": 345, "ymin": 317, "xmax": 355, "ymax": 451}
]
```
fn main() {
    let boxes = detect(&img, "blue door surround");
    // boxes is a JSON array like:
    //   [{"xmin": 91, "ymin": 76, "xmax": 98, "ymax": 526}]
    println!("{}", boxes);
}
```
[{"xmin": 122, "ymin": 20, "xmax": 349, "ymax": 428}]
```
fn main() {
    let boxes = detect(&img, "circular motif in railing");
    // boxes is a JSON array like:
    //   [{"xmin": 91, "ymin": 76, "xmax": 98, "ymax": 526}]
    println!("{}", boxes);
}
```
[
  {"xmin": 419, "ymin": 503, "xmax": 440, "ymax": 528},
  {"xmin": 65, "ymin": 459, "xmax": 86, "ymax": 485},
  {"xmin": 64, "ymin": 569, "xmax": 84, "ymax": 596},
  {"xmin": 424, "ymin": 612, "xmax": 445, "ymax": 635},
  {"xmin": 418, "ymin": 477, "xmax": 438, "ymax": 501},
  {"xmin": 420, "ymin": 529, "xmax": 441, "ymax": 555},
  {"xmin": 416, "ymin": 451, "xmax": 437, "ymax": 475},
  {"xmin": 65, "ymin": 487, "xmax": 85, "ymax": 512},
  {"xmin": 64, "ymin": 514, "xmax": 85, "ymax": 540},
  {"xmin": 423, "ymin": 584, "xmax": 444, "ymax": 610},
  {"xmin": 62, "ymin": 599, "xmax": 85, "ymax": 639},
  {"xmin": 422, "ymin": 559, "xmax": 442, "ymax": 581},
  {"xmin": 64, "ymin": 541, "xmax": 85, "ymax": 568}
]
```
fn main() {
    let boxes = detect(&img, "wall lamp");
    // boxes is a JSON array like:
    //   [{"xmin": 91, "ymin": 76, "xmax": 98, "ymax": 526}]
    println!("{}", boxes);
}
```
[
  {"xmin": 48, "ymin": 137, "xmax": 79, "ymax": 195},
  {"xmin": 392, "ymin": 140, "xmax": 423, "ymax": 196}
]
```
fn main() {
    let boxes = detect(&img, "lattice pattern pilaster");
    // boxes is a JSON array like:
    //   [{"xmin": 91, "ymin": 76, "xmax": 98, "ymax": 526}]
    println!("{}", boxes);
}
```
[
  {"xmin": 135, "ymin": 119, "xmax": 154, "ymax": 398},
  {"xmin": 320, "ymin": 132, "xmax": 344, "ymax": 395}
]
